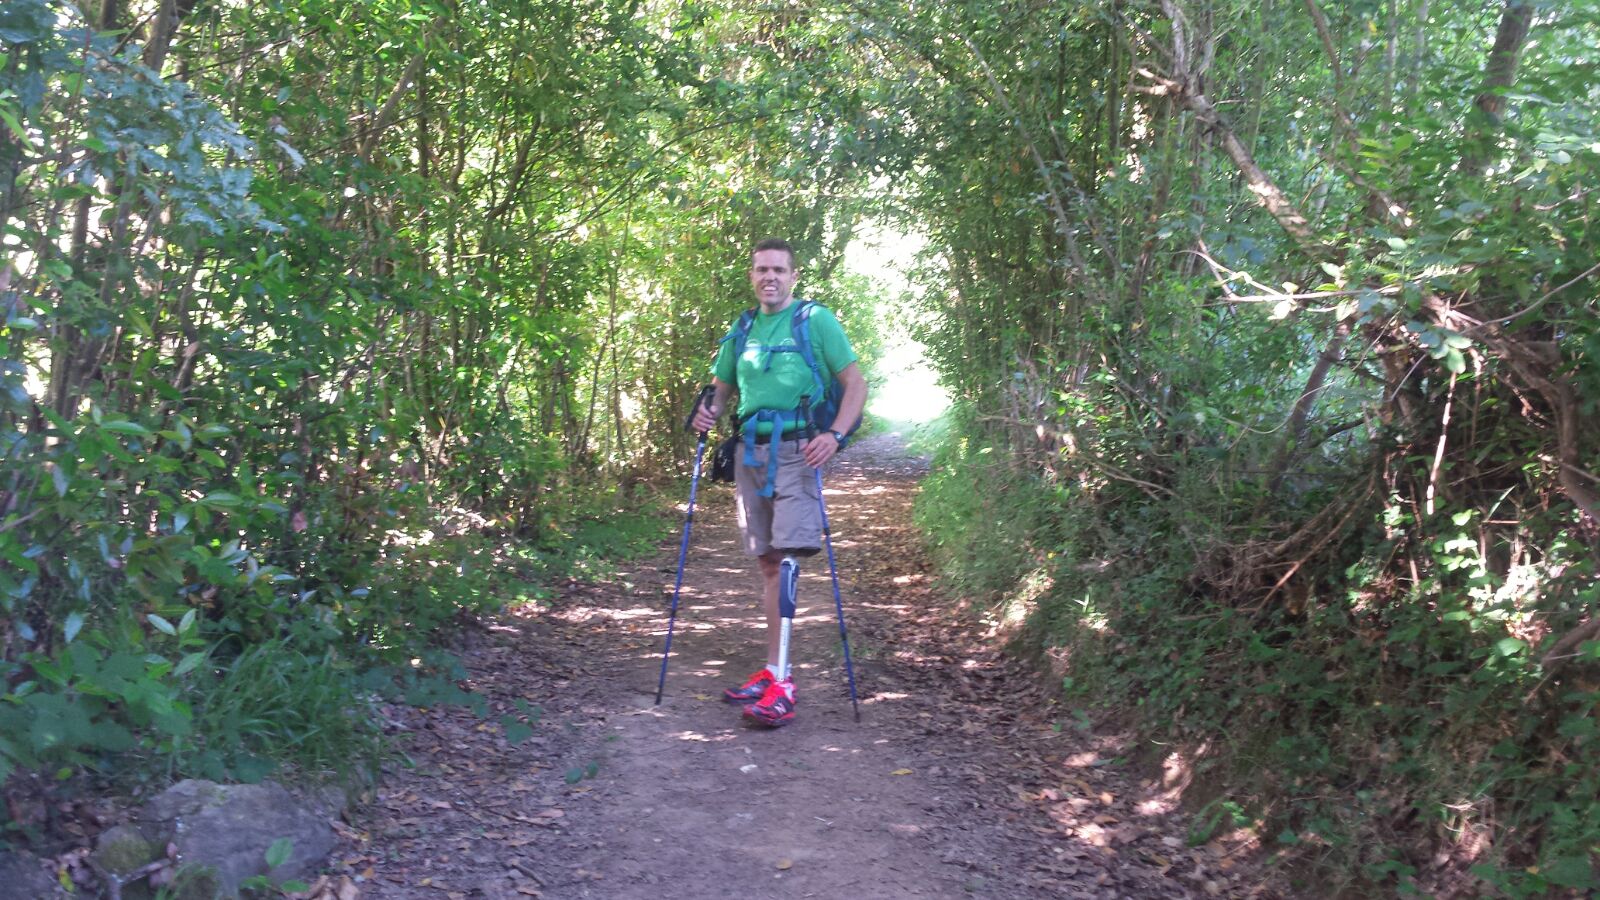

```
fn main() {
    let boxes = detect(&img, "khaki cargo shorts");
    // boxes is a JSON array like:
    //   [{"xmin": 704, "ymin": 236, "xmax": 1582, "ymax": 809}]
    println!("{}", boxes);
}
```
[{"xmin": 734, "ymin": 437, "xmax": 824, "ymax": 558}]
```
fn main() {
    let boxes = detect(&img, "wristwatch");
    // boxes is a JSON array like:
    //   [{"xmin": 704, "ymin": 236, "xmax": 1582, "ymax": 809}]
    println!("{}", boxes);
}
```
[{"xmin": 830, "ymin": 430, "xmax": 846, "ymax": 444}]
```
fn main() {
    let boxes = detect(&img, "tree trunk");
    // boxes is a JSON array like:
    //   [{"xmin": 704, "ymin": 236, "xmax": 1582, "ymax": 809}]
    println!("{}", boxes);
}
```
[
  {"xmin": 1462, "ymin": 1, "xmax": 1534, "ymax": 174},
  {"xmin": 1475, "ymin": 1, "xmax": 1534, "ymax": 125},
  {"xmin": 1268, "ymin": 320, "xmax": 1351, "ymax": 492},
  {"xmin": 141, "ymin": 0, "xmax": 201, "ymax": 74}
]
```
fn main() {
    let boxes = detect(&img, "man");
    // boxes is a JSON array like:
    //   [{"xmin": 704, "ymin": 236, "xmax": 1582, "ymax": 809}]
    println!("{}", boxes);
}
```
[{"xmin": 690, "ymin": 238, "xmax": 868, "ymax": 728}]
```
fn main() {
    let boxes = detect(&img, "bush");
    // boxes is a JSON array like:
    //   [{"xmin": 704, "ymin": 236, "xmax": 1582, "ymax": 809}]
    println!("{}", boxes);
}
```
[{"xmin": 916, "ymin": 409, "xmax": 1600, "ymax": 895}]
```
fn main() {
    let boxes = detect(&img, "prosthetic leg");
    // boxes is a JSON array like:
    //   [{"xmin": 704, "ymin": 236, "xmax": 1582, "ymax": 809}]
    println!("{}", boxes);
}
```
[
  {"xmin": 742, "ymin": 555, "xmax": 800, "ymax": 727},
  {"xmin": 776, "ymin": 556, "xmax": 799, "ymax": 679}
]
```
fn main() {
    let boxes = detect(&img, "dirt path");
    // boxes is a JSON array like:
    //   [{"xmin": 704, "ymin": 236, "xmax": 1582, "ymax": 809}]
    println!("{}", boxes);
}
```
[{"xmin": 334, "ymin": 432, "xmax": 1269, "ymax": 899}]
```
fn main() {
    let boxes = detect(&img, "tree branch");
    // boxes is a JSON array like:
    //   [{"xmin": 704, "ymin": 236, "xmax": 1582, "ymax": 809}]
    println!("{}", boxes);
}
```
[
  {"xmin": 358, "ymin": 23, "xmax": 439, "ymax": 162},
  {"xmin": 1300, "ymin": 0, "xmax": 1409, "ymax": 224},
  {"xmin": 140, "ymin": 0, "xmax": 201, "ymax": 74},
  {"xmin": 1137, "ymin": 66, "xmax": 1330, "ymax": 257}
]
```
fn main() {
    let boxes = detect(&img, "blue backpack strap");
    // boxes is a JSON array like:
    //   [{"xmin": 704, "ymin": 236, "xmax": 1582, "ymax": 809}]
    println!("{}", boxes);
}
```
[
  {"xmin": 741, "ymin": 414, "xmax": 760, "ymax": 467},
  {"xmin": 789, "ymin": 300, "xmax": 829, "ymax": 424},
  {"xmin": 718, "ymin": 308, "xmax": 758, "ymax": 386}
]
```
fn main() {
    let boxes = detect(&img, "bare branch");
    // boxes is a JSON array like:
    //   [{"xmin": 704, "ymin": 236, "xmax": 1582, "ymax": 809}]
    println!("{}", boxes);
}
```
[
  {"xmin": 359, "ymin": 23, "xmax": 439, "ymax": 162},
  {"xmin": 1138, "ymin": 64, "xmax": 1329, "ymax": 257}
]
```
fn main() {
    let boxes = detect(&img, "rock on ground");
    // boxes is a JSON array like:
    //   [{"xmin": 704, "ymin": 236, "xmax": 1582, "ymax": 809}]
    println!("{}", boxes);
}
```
[
  {"xmin": 136, "ymin": 779, "xmax": 337, "ymax": 897},
  {"xmin": 0, "ymin": 849, "xmax": 71, "ymax": 899}
]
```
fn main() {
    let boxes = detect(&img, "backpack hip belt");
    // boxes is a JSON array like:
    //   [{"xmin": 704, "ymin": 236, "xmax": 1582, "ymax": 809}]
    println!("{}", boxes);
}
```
[{"xmin": 741, "ymin": 409, "xmax": 793, "ymax": 498}]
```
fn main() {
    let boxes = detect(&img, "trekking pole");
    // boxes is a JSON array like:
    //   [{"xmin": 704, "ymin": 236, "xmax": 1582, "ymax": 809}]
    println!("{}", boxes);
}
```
[
  {"xmin": 800, "ymin": 398, "xmax": 862, "ymax": 722},
  {"xmin": 655, "ymin": 385, "xmax": 716, "ymax": 706}
]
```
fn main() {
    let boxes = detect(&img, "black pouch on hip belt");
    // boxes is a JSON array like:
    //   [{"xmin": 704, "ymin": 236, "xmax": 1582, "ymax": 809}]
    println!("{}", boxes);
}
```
[{"xmin": 710, "ymin": 433, "xmax": 738, "ymax": 482}]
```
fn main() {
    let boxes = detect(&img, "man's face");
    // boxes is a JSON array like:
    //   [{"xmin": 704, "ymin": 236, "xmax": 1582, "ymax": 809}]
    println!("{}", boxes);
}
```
[{"xmin": 749, "ymin": 248, "xmax": 798, "ymax": 309}]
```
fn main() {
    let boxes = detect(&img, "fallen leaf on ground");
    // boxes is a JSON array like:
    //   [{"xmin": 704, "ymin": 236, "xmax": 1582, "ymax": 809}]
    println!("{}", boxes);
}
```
[
  {"xmin": 890, "ymin": 768, "xmax": 913, "ymax": 776},
  {"xmin": 776, "ymin": 859, "xmax": 793, "ymax": 870}
]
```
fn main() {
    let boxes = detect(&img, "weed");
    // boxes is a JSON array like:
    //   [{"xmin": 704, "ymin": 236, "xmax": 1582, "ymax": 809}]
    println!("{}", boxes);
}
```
[{"xmin": 180, "ymin": 639, "xmax": 382, "ymax": 783}]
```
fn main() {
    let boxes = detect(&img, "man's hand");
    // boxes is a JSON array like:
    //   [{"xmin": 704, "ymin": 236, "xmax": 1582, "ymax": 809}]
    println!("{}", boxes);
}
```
[
  {"xmin": 802, "ymin": 431, "xmax": 840, "ymax": 468},
  {"xmin": 690, "ymin": 380, "xmax": 732, "ymax": 436},
  {"xmin": 691, "ymin": 399, "xmax": 721, "ymax": 435}
]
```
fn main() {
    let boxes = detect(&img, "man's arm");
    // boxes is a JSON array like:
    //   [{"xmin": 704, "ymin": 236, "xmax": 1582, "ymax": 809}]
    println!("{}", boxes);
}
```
[{"xmin": 803, "ymin": 362, "xmax": 866, "ymax": 468}]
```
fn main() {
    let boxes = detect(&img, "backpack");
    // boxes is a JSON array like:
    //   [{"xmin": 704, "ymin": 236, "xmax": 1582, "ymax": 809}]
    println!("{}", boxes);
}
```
[{"xmin": 725, "ymin": 299, "xmax": 860, "ymax": 449}]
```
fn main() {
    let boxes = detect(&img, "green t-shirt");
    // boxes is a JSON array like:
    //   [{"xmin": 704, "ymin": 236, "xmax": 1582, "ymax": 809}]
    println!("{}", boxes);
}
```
[{"xmin": 712, "ymin": 300, "xmax": 858, "ymax": 433}]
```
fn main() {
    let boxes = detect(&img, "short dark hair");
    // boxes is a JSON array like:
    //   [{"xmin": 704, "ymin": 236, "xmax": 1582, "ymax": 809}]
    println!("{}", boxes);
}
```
[{"xmin": 751, "ymin": 238, "xmax": 796, "ymax": 268}]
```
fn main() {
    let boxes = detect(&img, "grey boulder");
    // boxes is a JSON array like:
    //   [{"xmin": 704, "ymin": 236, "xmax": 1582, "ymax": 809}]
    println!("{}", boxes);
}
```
[
  {"xmin": 0, "ymin": 849, "xmax": 70, "ymax": 899},
  {"xmin": 138, "ymin": 779, "xmax": 337, "ymax": 897}
]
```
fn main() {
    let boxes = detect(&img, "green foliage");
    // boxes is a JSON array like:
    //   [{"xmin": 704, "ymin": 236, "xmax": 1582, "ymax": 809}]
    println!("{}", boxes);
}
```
[
  {"xmin": 903, "ymin": 0, "xmax": 1599, "ymax": 891},
  {"xmin": 922, "ymin": 436, "xmax": 1600, "ymax": 894},
  {"xmin": 563, "ymin": 759, "xmax": 601, "ymax": 785},
  {"xmin": 1189, "ymin": 799, "xmax": 1253, "ymax": 847},
  {"xmin": 501, "ymin": 699, "xmax": 542, "ymax": 746},
  {"xmin": 2, "ymin": 0, "xmax": 881, "ymax": 831},
  {"xmin": 264, "ymin": 836, "xmax": 293, "ymax": 871},
  {"xmin": 0, "ymin": 614, "xmax": 202, "ymax": 787},
  {"xmin": 916, "ymin": 412, "xmax": 1071, "ymax": 603},
  {"xmin": 236, "ymin": 836, "xmax": 302, "ymax": 893}
]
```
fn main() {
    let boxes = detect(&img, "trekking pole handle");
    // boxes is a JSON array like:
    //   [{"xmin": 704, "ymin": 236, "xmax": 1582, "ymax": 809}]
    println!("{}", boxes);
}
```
[
  {"xmin": 685, "ymin": 385, "xmax": 716, "ymax": 436},
  {"xmin": 798, "ymin": 395, "xmax": 814, "ymax": 440}
]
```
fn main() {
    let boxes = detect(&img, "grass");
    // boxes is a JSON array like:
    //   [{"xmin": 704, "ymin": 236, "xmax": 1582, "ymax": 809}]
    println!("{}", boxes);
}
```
[{"xmin": 180, "ymin": 639, "xmax": 383, "ymax": 784}]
